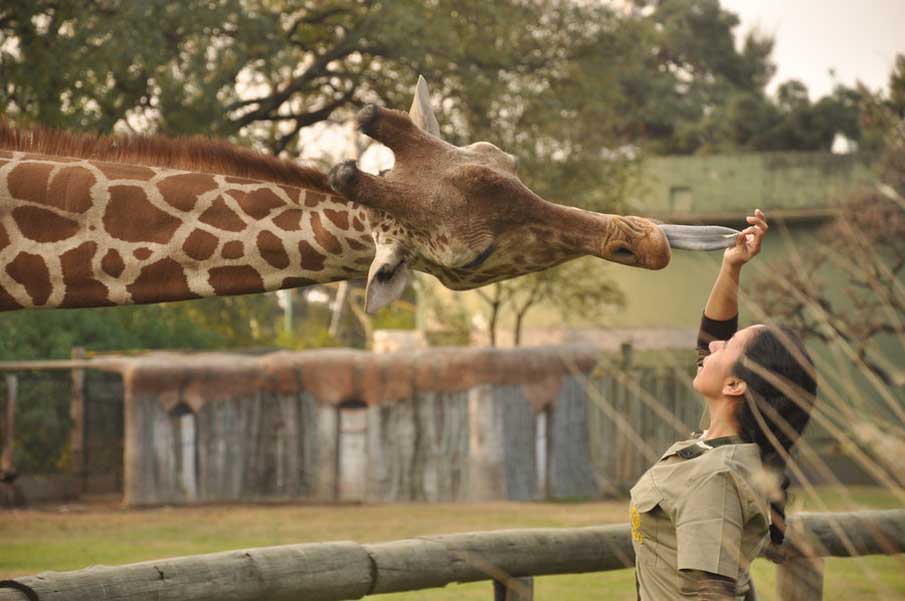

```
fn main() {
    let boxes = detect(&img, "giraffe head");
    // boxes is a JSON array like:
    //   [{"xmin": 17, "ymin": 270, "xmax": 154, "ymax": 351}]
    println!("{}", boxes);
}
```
[{"xmin": 330, "ymin": 77, "xmax": 736, "ymax": 313}]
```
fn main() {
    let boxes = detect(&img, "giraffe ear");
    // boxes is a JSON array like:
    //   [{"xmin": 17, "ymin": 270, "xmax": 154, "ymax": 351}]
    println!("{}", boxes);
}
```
[
  {"xmin": 365, "ymin": 240, "xmax": 411, "ymax": 314},
  {"xmin": 408, "ymin": 75, "xmax": 440, "ymax": 137}
]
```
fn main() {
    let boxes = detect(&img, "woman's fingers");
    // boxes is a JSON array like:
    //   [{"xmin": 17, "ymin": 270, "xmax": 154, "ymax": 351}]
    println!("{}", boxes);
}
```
[
  {"xmin": 748, "ymin": 209, "xmax": 769, "ymax": 230},
  {"xmin": 755, "ymin": 208, "xmax": 767, "ymax": 223},
  {"xmin": 746, "ymin": 215, "xmax": 768, "ymax": 231}
]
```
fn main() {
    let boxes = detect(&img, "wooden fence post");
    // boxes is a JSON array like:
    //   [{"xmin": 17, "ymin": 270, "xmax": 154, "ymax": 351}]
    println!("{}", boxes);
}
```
[
  {"xmin": 69, "ymin": 347, "xmax": 85, "ymax": 487},
  {"xmin": 1, "ymin": 374, "xmax": 17, "ymax": 478},
  {"xmin": 493, "ymin": 577, "xmax": 534, "ymax": 601},
  {"xmin": 777, "ymin": 556, "xmax": 824, "ymax": 601},
  {"xmin": 620, "ymin": 342, "xmax": 634, "ymax": 370}
]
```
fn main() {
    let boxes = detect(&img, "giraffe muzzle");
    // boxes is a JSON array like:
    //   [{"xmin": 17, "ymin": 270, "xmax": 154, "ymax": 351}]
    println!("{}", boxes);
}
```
[{"xmin": 657, "ymin": 224, "xmax": 740, "ymax": 251}]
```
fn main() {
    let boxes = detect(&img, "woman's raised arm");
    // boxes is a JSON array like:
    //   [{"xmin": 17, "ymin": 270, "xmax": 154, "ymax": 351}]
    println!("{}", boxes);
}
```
[{"xmin": 695, "ymin": 209, "xmax": 768, "ymax": 368}]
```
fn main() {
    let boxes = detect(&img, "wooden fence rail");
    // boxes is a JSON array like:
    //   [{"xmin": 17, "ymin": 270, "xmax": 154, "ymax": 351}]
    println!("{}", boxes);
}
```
[{"xmin": 1, "ymin": 509, "xmax": 903, "ymax": 601}]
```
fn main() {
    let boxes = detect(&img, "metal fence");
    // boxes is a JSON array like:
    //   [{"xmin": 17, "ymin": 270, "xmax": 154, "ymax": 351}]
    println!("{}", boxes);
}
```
[{"xmin": 0, "ymin": 354, "xmax": 123, "ymax": 500}]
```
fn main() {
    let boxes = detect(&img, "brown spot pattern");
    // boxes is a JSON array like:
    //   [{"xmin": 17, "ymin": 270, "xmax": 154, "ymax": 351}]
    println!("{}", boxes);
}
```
[
  {"xmin": 0, "ymin": 286, "xmax": 22, "ymax": 310},
  {"xmin": 347, "ymin": 238, "xmax": 369, "ymax": 251},
  {"xmin": 310, "ymin": 213, "xmax": 341, "ymax": 254},
  {"xmin": 352, "ymin": 217, "xmax": 365, "ymax": 231},
  {"xmin": 298, "ymin": 240, "xmax": 326, "ymax": 271},
  {"xmin": 208, "ymin": 265, "xmax": 264, "ymax": 296},
  {"xmin": 101, "ymin": 249, "xmax": 125, "ymax": 277},
  {"xmin": 7, "ymin": 163, "xmax": 52, "ymax": 204},
  {"xmin": 127, "ymin": 258, "xmax": 198, "ymax": 304},
  {"xmin": 7, "ymin": 252, "xmax": 52, "ymax": 305},
  {"xmin": 199, "ymin": 196, "xmax": 247, "ymax": 232},
  {"xmin": 273, "ymin": 209, "xmax": 302, "ymax": 231},
  {"xmin": 61, "ymin": 242, "xmax": 112, "ymax": 308},
  {"xmin": 257, "ymin": 231, "xmax": 290, "ymax": 269},
  {"xmin": 279, "ymin": 186, "xmax": 301, "ymax": 204},
  {"xmin": 221, "ymin": 241, "xmax": 244, "ymax": 259},
  {"xmin": 13, "ymin": 206, "xmax": 80, "ymax": 243},
  {"xmin": 44, "ymin": 166, "xmax": 95, "ymax": 213},
  {"xmin": 182, "ymin": 229, "xmax": 218, "ymax": 261},
  {"xmin": 282, "ymin": 276, "xmax": 316, "ymax": 288},
  {"xmin": 323, "ymin": 209, "xmax": 349, "ymax": 230},
  {"xmin": 94, "ymin": 162, "xmax": 156, "ymax": 181},
  {"xmin": 103, "ymin": 185, "xmax": 181, "ymax": 244},
  {"xmin": 133, "ymin": 247, "xmax": 153, "ymax": 260},
  {"xmin": 158, "ymin": 173, "xmax": 219, "ymax": 212},
  {"xmin": 231, "ymin": 188, "xmax": 284, "ymax": 220},
  {"xmin": 0, "ymin": 223, "xmax": 8, "ymax": 251},
  {"xmin": 304, "ymin": 191, "xmax": 326, "ymax": 208}
]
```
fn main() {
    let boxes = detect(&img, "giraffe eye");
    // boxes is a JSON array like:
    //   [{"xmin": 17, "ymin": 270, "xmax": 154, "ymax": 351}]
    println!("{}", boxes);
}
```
[{"xmin": 462, "ymin": 244, "xmax": 495, "ymax": 269}]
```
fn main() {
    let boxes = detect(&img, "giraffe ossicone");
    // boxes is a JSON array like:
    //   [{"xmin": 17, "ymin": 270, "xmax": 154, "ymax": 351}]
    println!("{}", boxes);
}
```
[{"xmin": 0, "ymin": 76, "xmax": 735, "ymax": 313}]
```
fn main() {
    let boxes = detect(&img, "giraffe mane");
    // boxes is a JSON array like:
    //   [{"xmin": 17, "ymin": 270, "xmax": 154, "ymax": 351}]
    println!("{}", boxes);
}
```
[{"xmin": 0, "ymin": 121, "xmax": 332, "ymax": 193}]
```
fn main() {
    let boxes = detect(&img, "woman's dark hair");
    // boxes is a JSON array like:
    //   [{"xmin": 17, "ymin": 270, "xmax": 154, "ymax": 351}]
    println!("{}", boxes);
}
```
[{"xmin": 731, "ymin": 325, "xmax": 818, "ymax": 546}]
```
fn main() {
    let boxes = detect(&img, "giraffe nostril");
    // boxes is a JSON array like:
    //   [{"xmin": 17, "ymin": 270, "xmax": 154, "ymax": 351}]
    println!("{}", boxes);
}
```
[{"xmin": 611, "ymin": 245, "xmax": 636, "ymax": 262}]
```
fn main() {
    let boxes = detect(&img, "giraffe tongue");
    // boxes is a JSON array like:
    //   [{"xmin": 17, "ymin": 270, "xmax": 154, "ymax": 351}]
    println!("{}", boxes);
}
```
[{"xmin": 657, "ymin": 224, "xmax": 740, "ymax": 251}]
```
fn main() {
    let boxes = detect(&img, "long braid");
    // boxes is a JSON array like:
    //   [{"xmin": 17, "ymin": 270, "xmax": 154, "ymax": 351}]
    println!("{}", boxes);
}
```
[{"xmin": 732, "ymin": 326, "xmax": 817, "ymax": 545}]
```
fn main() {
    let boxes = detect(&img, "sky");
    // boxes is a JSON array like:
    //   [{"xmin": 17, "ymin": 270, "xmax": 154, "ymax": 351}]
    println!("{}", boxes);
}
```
[{"xmin": 720, "ymin": 0, "xmax": 905, "ymax": 99}]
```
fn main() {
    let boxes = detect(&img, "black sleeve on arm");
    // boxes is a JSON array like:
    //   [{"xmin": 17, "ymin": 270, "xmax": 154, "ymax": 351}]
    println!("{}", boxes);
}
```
[{"xmin": 695, "ymin": 313, "xmax": 739, "ymax": 368}]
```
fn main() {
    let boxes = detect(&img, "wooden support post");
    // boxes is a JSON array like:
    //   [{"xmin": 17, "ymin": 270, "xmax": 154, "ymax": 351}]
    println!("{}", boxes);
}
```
[
  {"xmin": 777, "ymin": 556, "xmax": 824, "ymax": 601},
  {"xmin": 70, "ymin": 348, "xmax": 86, "ymax": 489},
  {"xmin": 1, "ymin": 374, "xmax": 17, "ymax": 477},
  {"xmin": 493, "ymin": 577, "xmax": 534, "ymax": 601},
  {"xmin": 620, "ymin": 341, "xmax": 633, "ymax": 370}
]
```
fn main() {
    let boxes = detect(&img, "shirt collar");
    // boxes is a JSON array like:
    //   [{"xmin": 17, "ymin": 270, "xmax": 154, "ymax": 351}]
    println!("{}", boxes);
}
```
[{"xmin": 660, "ymin": 433, "xmax": 745, "ymax": 461}]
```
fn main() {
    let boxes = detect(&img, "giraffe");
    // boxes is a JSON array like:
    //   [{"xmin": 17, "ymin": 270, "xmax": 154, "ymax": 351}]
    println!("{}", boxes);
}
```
[{"xmin": 0, "ymin": 78, "xmax": 735, "ymax": 313}]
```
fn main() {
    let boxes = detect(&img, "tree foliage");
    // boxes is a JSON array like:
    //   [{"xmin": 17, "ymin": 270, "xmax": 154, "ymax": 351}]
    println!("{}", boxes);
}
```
[
  {"xmin": 0, "ymin": 304, "xmax": 223, "ymax": 360},
  {"xmin": 2, "ymin": 1, "xmax": 875, "ymax": 157},
  {"xmin": 474, "ymin": 258, "xmax": 625, "ymax": 347}
]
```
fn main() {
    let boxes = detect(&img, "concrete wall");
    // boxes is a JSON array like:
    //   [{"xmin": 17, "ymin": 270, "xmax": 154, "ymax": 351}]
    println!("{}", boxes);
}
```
[{"xmin": 631, "ymin": 152, "xmax": 875, "ymax": 215}]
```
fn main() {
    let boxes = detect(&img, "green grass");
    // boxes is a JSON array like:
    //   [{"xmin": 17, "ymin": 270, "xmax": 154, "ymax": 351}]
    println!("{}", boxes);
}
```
[{"xmin": 1, "ymin": 486, "xmax": 903, "ymax": 600}]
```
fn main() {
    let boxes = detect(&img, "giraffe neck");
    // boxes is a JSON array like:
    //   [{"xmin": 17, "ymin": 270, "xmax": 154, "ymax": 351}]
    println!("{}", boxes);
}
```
[{"xmin": 0, "ymin": 151, "xmax": 376, "ymax": 310}]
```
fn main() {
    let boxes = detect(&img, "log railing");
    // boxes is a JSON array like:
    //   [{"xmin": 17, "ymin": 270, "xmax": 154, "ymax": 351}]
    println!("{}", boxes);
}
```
[{"xmin": 1, "ymin": 509, "xmax": 902, "ymax": 601}]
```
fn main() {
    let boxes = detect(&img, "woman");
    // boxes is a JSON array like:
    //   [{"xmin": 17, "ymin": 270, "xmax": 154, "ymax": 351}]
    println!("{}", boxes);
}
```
[{"xmin": 630, "ymin": 209, "xmax": 818, "ymax": 600}]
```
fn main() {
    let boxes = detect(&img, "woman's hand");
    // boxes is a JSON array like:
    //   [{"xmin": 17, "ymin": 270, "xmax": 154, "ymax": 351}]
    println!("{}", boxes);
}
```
[{"xmin": 723, "ymin": 209, "xmax": 768, "ymax": 268}]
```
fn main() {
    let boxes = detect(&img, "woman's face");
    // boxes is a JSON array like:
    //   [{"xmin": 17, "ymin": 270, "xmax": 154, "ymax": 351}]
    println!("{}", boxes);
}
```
[{"xmin": 693, "ymin": 325, "xmax": 764, "ymax": 399}]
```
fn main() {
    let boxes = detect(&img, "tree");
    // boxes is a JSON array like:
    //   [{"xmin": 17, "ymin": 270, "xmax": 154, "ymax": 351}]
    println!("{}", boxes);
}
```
[
  {"xmin": 0, "ymin": 1, "xmax": 587, "ymax": 152},
  {"xmin": 0, "ymin": 304, "xmax": 223, "ymax": 361},
  {"xmin": 475, "ymin": 258, "xmax": 624, "ymax": 347},
  {"xmin": 860, "ymin": 54, "xmax": 905, "ymax": 152},
  {"xmin": 612, "ymin": 0, "xmax": 777, "ymax": 154}
]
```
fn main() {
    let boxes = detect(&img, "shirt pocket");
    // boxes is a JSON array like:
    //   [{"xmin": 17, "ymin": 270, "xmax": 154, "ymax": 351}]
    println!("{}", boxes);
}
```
[{"xmin": 629, "ymin": 478, "xmax": 663, "ymax": 567}]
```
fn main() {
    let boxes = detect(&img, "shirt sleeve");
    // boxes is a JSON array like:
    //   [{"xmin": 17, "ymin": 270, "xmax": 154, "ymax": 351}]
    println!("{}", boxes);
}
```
[
  {"xmin": 676, "ymin": 471, "xmax": 744, "ymax": 580},
  {"xmin": 696, "ymin": 313, "xmax": 739, "ymax": 368}
]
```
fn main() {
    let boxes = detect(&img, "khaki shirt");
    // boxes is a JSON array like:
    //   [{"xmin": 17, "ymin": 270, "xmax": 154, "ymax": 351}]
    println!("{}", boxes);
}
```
[{"xmin": 630, "ymin": 436, "xmax": 771, "ymax": 600}]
